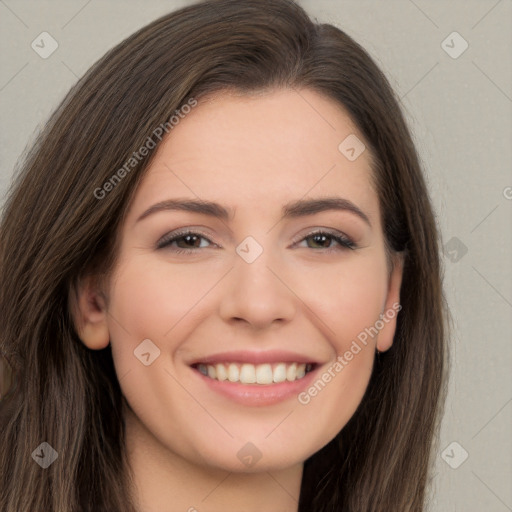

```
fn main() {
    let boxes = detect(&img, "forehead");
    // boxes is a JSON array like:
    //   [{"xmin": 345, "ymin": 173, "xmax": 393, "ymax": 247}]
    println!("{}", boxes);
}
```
[{"xmin": 130, "ymin": 88, "xmax": 378, "ymax": 219}]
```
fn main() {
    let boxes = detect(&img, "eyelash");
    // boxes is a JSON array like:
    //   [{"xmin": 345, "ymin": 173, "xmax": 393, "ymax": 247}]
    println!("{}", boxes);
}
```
[{"xmin": 156, "ymin": 229, "xmax": 357, "ymax": 254}]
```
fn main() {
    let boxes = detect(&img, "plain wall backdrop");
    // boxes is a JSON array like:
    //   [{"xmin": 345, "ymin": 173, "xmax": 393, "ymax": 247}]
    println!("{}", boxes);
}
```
[{"xmin": 1, "ymin": 1, "xmax": 511, "ymax": 510}]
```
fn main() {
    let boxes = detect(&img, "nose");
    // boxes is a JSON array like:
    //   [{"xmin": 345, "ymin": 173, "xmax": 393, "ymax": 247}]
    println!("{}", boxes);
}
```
[{"xmin": 218, "ymin": 246, "xmax": 296, "ymax": 330}]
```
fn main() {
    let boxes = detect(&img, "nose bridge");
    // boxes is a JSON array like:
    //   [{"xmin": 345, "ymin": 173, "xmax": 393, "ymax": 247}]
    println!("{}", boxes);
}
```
[{"xmin": 219, "ymin": 237, "xmax": 296, "ymax": 328}]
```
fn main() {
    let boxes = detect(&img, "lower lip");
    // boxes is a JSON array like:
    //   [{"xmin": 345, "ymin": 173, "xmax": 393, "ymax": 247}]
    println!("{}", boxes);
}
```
[{"xmin": 191, "ymin": 366, "xmax": 319, "ymax": 406}]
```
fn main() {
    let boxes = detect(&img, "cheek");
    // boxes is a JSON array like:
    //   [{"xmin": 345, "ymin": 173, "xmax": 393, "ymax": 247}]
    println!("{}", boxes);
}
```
[
  {"xmin": 271, "ymin": 253, "xmax": 389, "ymax": 443},
  {"xmin": 107, "ymin": 256, "xmax": 216, "ymax": 341},
  {"xmin": 104, "ymin": 258, "xmax": 223, "ymax": 456},
  {"xmin": 294, "ymin": 252, "xmax": 389, "ymax": 348},
  {"xmin": 105, "ymin": 255, "xmax": 226, "ymax": 382},
  {"xmin": 301, "ymin": 254, "xmax": 387, "ymax": 412}
]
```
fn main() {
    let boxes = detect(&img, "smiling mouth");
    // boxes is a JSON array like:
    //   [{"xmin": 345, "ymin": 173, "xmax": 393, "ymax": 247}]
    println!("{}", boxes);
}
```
[{"xmin": 192, "ymin": 362, "xmax": 316, "ymax": 385}]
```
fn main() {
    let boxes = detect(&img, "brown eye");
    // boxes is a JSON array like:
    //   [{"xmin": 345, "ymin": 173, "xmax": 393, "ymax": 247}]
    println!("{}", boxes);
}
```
[
  {"xmin": 157, "ymin": 231, "xmax": 214, "ymax": 252},
  {"xmin": 306, "ymin": 233, "xmax": 335, "ymax": 248},
  {"xmin": 300, "ymin": 230, "xmax": 356, "ymax": 251},
  {"xmin": 175, "ymin": 234, "xmax": 203, "ymax": 248}
]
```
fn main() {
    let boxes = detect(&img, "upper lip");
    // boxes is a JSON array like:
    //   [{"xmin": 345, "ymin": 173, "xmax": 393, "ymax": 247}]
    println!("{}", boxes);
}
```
[{"xmin": 189, "ymin": 350, "xmax": 320, "ymax": 366}]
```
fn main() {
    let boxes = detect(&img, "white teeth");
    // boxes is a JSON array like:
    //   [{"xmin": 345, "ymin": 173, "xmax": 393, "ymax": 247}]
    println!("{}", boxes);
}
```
[
  {"xmin": 286, "ymin": 363, "xmax": 297, "ymax": 381},
  {"xmin": 240, "ymin": 364, "xmax": 256, "ymax": 384},
  {"xmin": 228, "ymin": 363, "xmax": 239, "ymax": 382},
  {"xmin": 256, "ymin": 364, "xmax": 273, "ymax": 384},
  {"xmin": 198, "ymin": 362, "xmax": 313, "ymax": 384},
  {"xmin": 216, "ymin": 363, "xmax": 227, "ymax": 381},
  {"xmin": 273, "ymin": 363, "xmax": 287, "ymax": 383},
  {"xmin": 207, "ymin": 365, "xmax": 217, "ymax": 379}
]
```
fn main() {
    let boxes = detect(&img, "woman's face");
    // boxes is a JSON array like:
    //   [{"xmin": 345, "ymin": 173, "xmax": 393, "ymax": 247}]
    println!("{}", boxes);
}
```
[{"xmin": 85, "ymin": 88, "xmax": 402, "ymax": 472}]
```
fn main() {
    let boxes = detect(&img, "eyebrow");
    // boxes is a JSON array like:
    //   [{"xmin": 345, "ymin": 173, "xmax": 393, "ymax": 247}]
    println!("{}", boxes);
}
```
[
  {"xmin": 136, "ymin": 196, "xmax": 371, "ymax": 226},
  {"xmin": 283, "ymin": 197, "xmax": 371, "ymax": 226}
]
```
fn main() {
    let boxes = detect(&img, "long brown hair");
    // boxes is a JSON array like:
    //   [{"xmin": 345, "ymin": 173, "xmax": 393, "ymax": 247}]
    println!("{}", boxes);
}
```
[{"xmin": 0, "ymin": 0, "xmax": 448, "ymax": 510}]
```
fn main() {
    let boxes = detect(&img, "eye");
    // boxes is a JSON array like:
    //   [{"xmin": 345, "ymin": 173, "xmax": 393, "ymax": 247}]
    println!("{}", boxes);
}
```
[
  {"xmin": 296, "ymin": 230, "xmax": 356, "ymax": 251},
  {"xmin": 156, "ymin": 230, "xmax": 215, "ymax": 253},
  {"xmin": 157, "ymin": 228, "xmax": 357, "ymax": 254}
]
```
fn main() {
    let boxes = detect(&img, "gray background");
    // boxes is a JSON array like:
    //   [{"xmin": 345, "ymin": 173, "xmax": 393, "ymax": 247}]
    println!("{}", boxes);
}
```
[{"xmin": 1, "ymin": 1, "xmax": 511, "ymax": 510}]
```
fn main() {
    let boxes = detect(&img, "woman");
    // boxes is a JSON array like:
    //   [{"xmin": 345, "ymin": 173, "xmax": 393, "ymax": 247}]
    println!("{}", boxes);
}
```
[{"xmin": 0, "ymin": 0, "xmax": 448, "ymax": 510}]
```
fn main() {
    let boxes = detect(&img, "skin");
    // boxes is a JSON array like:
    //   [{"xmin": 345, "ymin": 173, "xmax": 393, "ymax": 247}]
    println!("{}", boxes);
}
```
[{"xmin": 73, "ymin": 88, "xmax": 403, "ymax": 512}]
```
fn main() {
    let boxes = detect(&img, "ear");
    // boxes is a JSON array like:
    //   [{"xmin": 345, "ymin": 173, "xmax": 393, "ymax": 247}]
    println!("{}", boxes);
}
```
[
  {"xmin": 69, "ymin": 274, "xmax": 110, "ymax": 350},
  {"xmin": 376, "ymin": 254, "xmax": 404, "ymax": 353}
]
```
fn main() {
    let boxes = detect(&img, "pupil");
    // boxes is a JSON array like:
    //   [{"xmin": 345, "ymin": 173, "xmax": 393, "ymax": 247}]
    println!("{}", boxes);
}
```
[
  {"xmin": 312, "ymin": 234, "xmax": 329, "ymax": 248},
  {"xmin": 184, "ymin": 235, "xmax": 199, "ymax": 247}
]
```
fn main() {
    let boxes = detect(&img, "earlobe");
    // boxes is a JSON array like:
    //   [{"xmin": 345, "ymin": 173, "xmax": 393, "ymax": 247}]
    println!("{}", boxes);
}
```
[
  {"xmin": 376, "ymin": 254, "xmax": 404, "ymax": 353},
  {"xmin": 69, "ymin": 275, "xmax": 110, "ymax": 350}
]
